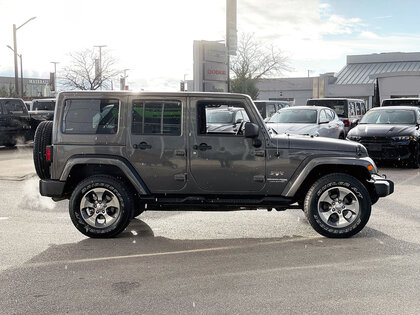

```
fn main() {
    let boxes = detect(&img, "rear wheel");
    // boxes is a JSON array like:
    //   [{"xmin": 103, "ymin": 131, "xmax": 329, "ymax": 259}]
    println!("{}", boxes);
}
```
[
  {"xmin": 69, "ymin": 175, "xmax": 133, "ymax": 238},
  {"xmin": 304, "ymin": 173, "xmax": 371, "ymax": 238}
]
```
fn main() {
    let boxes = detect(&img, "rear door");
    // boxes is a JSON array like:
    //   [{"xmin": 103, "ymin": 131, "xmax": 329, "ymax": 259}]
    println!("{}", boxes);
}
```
[{"xmin": 127, "ymin": 96, "xmax": 187, "ymax": 193}]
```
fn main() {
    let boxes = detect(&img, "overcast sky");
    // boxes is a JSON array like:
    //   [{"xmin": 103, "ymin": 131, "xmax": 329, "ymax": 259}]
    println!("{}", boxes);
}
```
[{"xmin": 1, "ymin": 0, "xmax": 420, "ymax": 91}]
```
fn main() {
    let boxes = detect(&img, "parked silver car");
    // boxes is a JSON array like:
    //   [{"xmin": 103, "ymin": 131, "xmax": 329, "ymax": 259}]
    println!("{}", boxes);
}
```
[{"xmin": 266, "ymin": 106, "xmax": 345, "ymax": 139}]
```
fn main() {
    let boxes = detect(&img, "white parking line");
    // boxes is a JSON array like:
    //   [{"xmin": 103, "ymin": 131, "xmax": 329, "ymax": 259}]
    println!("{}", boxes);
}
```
[
  {"xmin": 9, "ymin": 236, "xmax": 321, "ymax": 270},
  {"xmin": 0, "ymin": 217, "xmax": 9, "ymax": 221}
]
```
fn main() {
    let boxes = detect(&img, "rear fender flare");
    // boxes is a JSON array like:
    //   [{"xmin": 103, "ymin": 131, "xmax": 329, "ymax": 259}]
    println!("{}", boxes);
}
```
[{"xmin": 60, "ymin": 155, "xmax": 150, "ymax": 195}]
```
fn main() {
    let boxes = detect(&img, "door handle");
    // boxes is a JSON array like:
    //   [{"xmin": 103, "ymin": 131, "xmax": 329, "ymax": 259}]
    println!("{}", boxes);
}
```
[
  {"xmin": 134, "ymin": 142, "xmax": 152, "ymax": 150},
  {"xmin": 193, "ymin": 143, "xmax": 212, "ymax": 151}
]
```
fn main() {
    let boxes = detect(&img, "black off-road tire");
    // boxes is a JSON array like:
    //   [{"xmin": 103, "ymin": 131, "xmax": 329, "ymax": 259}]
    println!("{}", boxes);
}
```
[
  {"xmin": 304, "ymin": 173, "xmax": 371, "ymax": 238},
  {"xmin": 69, "ymin": 175, "xmax": 133, "ymax": 238},
  {"xmin": 33, "ymin": 121, "xmax": 53, "ymax": 179}
]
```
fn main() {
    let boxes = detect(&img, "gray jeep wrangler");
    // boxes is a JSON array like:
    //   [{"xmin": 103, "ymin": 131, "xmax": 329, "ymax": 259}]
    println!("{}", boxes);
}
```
[{"xmin": 34, "ymin": 91, "xmax": 393, "ymax": 238}]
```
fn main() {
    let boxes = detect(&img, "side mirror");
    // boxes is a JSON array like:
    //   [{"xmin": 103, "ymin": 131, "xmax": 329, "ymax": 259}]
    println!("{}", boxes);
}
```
[
  {"xmin": 351, "ymin": 119, "xmax": 359, "ymax": 127},
  {"xmin": 244, "ymin": 122, "xmax": 260, "ymax": 138}
]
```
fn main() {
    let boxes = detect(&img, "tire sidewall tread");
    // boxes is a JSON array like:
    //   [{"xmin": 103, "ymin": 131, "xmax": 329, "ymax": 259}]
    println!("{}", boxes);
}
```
[{"xmin": 69, "ymin": 175, "xmax": 133, "ymax": 238}]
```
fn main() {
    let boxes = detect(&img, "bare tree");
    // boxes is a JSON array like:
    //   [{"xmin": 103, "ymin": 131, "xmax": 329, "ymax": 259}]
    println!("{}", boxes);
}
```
[
  {"xmin": 230, "ymin": 33, "xmax": 290, "ymax": 99},
  {"xmin": 61, "ymin": 48, "xmax": 120, "ymax": 90}
]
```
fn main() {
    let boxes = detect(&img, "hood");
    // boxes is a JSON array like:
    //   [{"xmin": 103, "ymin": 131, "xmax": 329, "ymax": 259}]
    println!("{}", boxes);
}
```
[
  {"xmin": 270, "ymin": 134, "xmax": 367, "ymax": 154},
  {"xmin": 348, "ymin": 124, "xmax": 417, "ymax": 137},
  {"xmin": 267, "ymin": 123, "xmax": 317, "ymax": 135}
]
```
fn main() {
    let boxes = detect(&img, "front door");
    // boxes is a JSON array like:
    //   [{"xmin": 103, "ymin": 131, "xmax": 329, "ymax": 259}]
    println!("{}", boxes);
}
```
[
  {"xmin": 127, "ymin": 97, "xmax": 187, "ymax": 193},
  {"xmin": 189, "ymin": 97, "xmax": 266, "ymax": 193}
]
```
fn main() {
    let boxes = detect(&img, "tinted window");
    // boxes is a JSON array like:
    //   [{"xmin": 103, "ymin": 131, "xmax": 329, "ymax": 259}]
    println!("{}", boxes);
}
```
[
  {"xmin": 132, "ymin": 101, "xmax": 181, "ymax": 135},
  {"xmin": 307, "ymin": 99, "xmax": 347, "ymax": 117},
  {"xmin": 360, "ymin": 109, "xmax": 416, "ymax": 125},
  {"xmin": 266, "ymin": 104, "xmax": 276, "ymax": 118},
  {"xmin": 269, "ymin": 109, "xmax": 317, "ymax": 123},
  {"xmin": 0, "ymin": 99, "xmax": 27, "ymax": 115},
  {"xmin": 361, "ymin": 103, "xmax": 366, "ymax": 114},
  {"xmin": 62, "ymin": 99, "xmax": 119, "ymax": 134},
  {"xmin": 349, "ymin": 102, "xmax": 356, "ymax": 116},
  {"xmin": 355, "ymin": 103, "xmax": 361, "ymax": 115},
  {"xmin": 33, "ymin": 101, "xmax": 55, "ymax": 111}
]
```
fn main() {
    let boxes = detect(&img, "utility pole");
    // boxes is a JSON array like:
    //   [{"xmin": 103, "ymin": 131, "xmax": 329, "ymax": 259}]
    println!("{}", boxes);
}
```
[
  {"xmin": 12, "ymin": 17, "xmax": 36, "ymax": 97},
  {"xmin": 94, "ymin": 45, "xmax": 107, "ymax": 89},
  {"xmin": 50, "ymin": 61, "xmax": 59, "ymax": 93},
  {"xmin": 7, "ymin": 45, "xmax": 23, "ymax": 97}
]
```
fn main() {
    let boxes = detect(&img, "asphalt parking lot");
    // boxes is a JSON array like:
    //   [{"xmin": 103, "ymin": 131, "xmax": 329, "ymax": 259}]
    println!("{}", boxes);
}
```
[{"xmin": 0, "ymin": 144, "xmax": 419, "ymax": 314}]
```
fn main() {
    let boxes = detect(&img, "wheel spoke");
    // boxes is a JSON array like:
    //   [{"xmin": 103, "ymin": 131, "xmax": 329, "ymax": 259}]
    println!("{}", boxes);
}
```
[
  {"xmin": 344, "ymin": 200, "xmax": 359, "ymax": 215},
  {"xmin": 320, "ymin": 209, "xmax": 334, "ymax": 222},
  {"xmin": 79, "ymin": 188, "xmax": 121, "ymax": 229},
  {"xmin": 337, "ymin": 213, "xmax": 350, "ymax": 227}
]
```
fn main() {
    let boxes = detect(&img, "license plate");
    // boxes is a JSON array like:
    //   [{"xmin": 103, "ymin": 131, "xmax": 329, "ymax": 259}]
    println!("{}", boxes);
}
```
[{"xmin": 368, "ymin": 144, "xmax": 382, "ymax": 151}]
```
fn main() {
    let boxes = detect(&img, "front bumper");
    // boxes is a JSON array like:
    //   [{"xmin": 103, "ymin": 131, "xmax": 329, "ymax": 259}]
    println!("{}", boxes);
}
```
[
  {"xmin": 39, "ymin": 179, "xmax": 66, "ymax": 198},
  {"xmin": 371, "ymin": 174, "xmax": 394, "ymax": 198}
]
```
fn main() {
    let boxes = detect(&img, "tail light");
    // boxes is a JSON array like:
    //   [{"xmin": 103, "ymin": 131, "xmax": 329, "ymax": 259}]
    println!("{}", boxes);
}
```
[
  {"xmin": 46, "ymin": 145, "xmax": 52, "ymax": 162},
  {"xmin": 343, "ymin": 119, "xmax": 350, "ymax": 127}
]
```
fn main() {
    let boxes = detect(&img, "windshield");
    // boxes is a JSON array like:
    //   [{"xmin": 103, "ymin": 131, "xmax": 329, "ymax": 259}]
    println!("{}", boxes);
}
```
[
  {"xmin": 269, "ymin": 109, "xmax": 317, "ymax": 123},
  {"xmin": 206, "ymin": 110, "xmax": 234, "ymax": 124},
  {"xmin": 360, "ymin": 110, "xmax": 416, "ymax": 124}
]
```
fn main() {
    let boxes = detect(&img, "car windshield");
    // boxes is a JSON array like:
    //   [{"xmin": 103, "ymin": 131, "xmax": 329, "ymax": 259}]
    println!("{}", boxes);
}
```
[
  {"xmin": 269, "ymin": 109, "xmax": 317, "ymax": 123},
  {"xmin": 206, "ymin": 110, "xmax": 234, "ymax": 123},
  {"xmin": 360, "ymin": 110, "xmax": 416, "ymax": 124}
]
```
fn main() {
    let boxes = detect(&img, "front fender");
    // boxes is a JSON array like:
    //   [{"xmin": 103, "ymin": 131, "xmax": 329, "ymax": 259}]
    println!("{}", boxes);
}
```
[{"xmin": 282, "ymin": 156, "xmax": 377, "ymax": 197}]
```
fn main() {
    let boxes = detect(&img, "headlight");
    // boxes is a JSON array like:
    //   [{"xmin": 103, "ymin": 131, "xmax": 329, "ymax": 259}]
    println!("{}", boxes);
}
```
[
  {"xmin": 347, "ymin": 136, "xmax": 361, "ymax": 141},
  {"xmin": 391, "ymin": 136, "xmax": 413, "ymax": 141}
]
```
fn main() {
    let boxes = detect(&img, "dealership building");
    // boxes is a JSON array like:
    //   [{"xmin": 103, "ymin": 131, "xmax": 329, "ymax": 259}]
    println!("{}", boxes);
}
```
[
  {"xmin": 257, "ymin": 52, "xmax": 420, "ymax": 108},
  {"xmin": 0, "ymin": 76, "xmax": 52, "ymax": 99}
]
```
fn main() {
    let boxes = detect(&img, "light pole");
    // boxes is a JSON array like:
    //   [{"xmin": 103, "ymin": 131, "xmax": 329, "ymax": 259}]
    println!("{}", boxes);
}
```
[
  {"xmin": 7, "ymin": 45, "xmax": 24, "ymax": 98},
  {"xmin": 13, "ymin": 17, "xmax": 36, "ymax": 97},
  {"xmin": 120, "ymin": 69, "xmax": 129, "ymax": 91},
  {"xmin": 50, "ymin": 61, "xmax": 59, "ymax": 93},
  {"xmin": 94, "ymin": 45, "xmax": 107, "ymax": 89}
]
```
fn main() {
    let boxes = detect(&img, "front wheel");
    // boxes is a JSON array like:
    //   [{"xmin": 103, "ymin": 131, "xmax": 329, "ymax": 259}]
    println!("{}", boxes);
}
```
[
  {"xmin": 69, "ymin": 176, "xmax": 133, "ymax": 238},
  {"xmin": 304, "ymin": 173, "xmax": 371, "ymax": 238}
]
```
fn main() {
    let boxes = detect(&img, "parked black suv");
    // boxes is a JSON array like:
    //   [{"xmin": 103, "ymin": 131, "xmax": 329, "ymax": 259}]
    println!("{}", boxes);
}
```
[
  {"xmin": 34, "ymin": 91, "xmax": 393, "ymax": 239},
  {"xmin": 0, "ymin": 98, "xmax": 31, "ymax": 147}
]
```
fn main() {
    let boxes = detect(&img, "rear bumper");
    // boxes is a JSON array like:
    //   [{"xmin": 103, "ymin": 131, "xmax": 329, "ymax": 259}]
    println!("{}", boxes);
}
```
[
  {"xmin": 39, "ymin": 179, "xmax": 66, "ymax": 198},
  {"xmin": 371, "ymin": 174, "xmax": 394, "ymax": 197}
]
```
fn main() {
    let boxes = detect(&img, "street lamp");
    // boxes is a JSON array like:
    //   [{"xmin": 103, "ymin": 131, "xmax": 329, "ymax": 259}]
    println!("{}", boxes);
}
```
[
  {"xmin": 50, "ymin": 61, "xmax": 59, "ymax": 93},
  {"xmin": 7, "ymin": 45, "xmax": 23, "ymax": 98},
  {"xmin": 13, "ymin": 17, "xmax": 36, "ymax": 97},
  {"xmin": 93, "ymin": 45, "xmax": 107, "ymax": 89}
]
